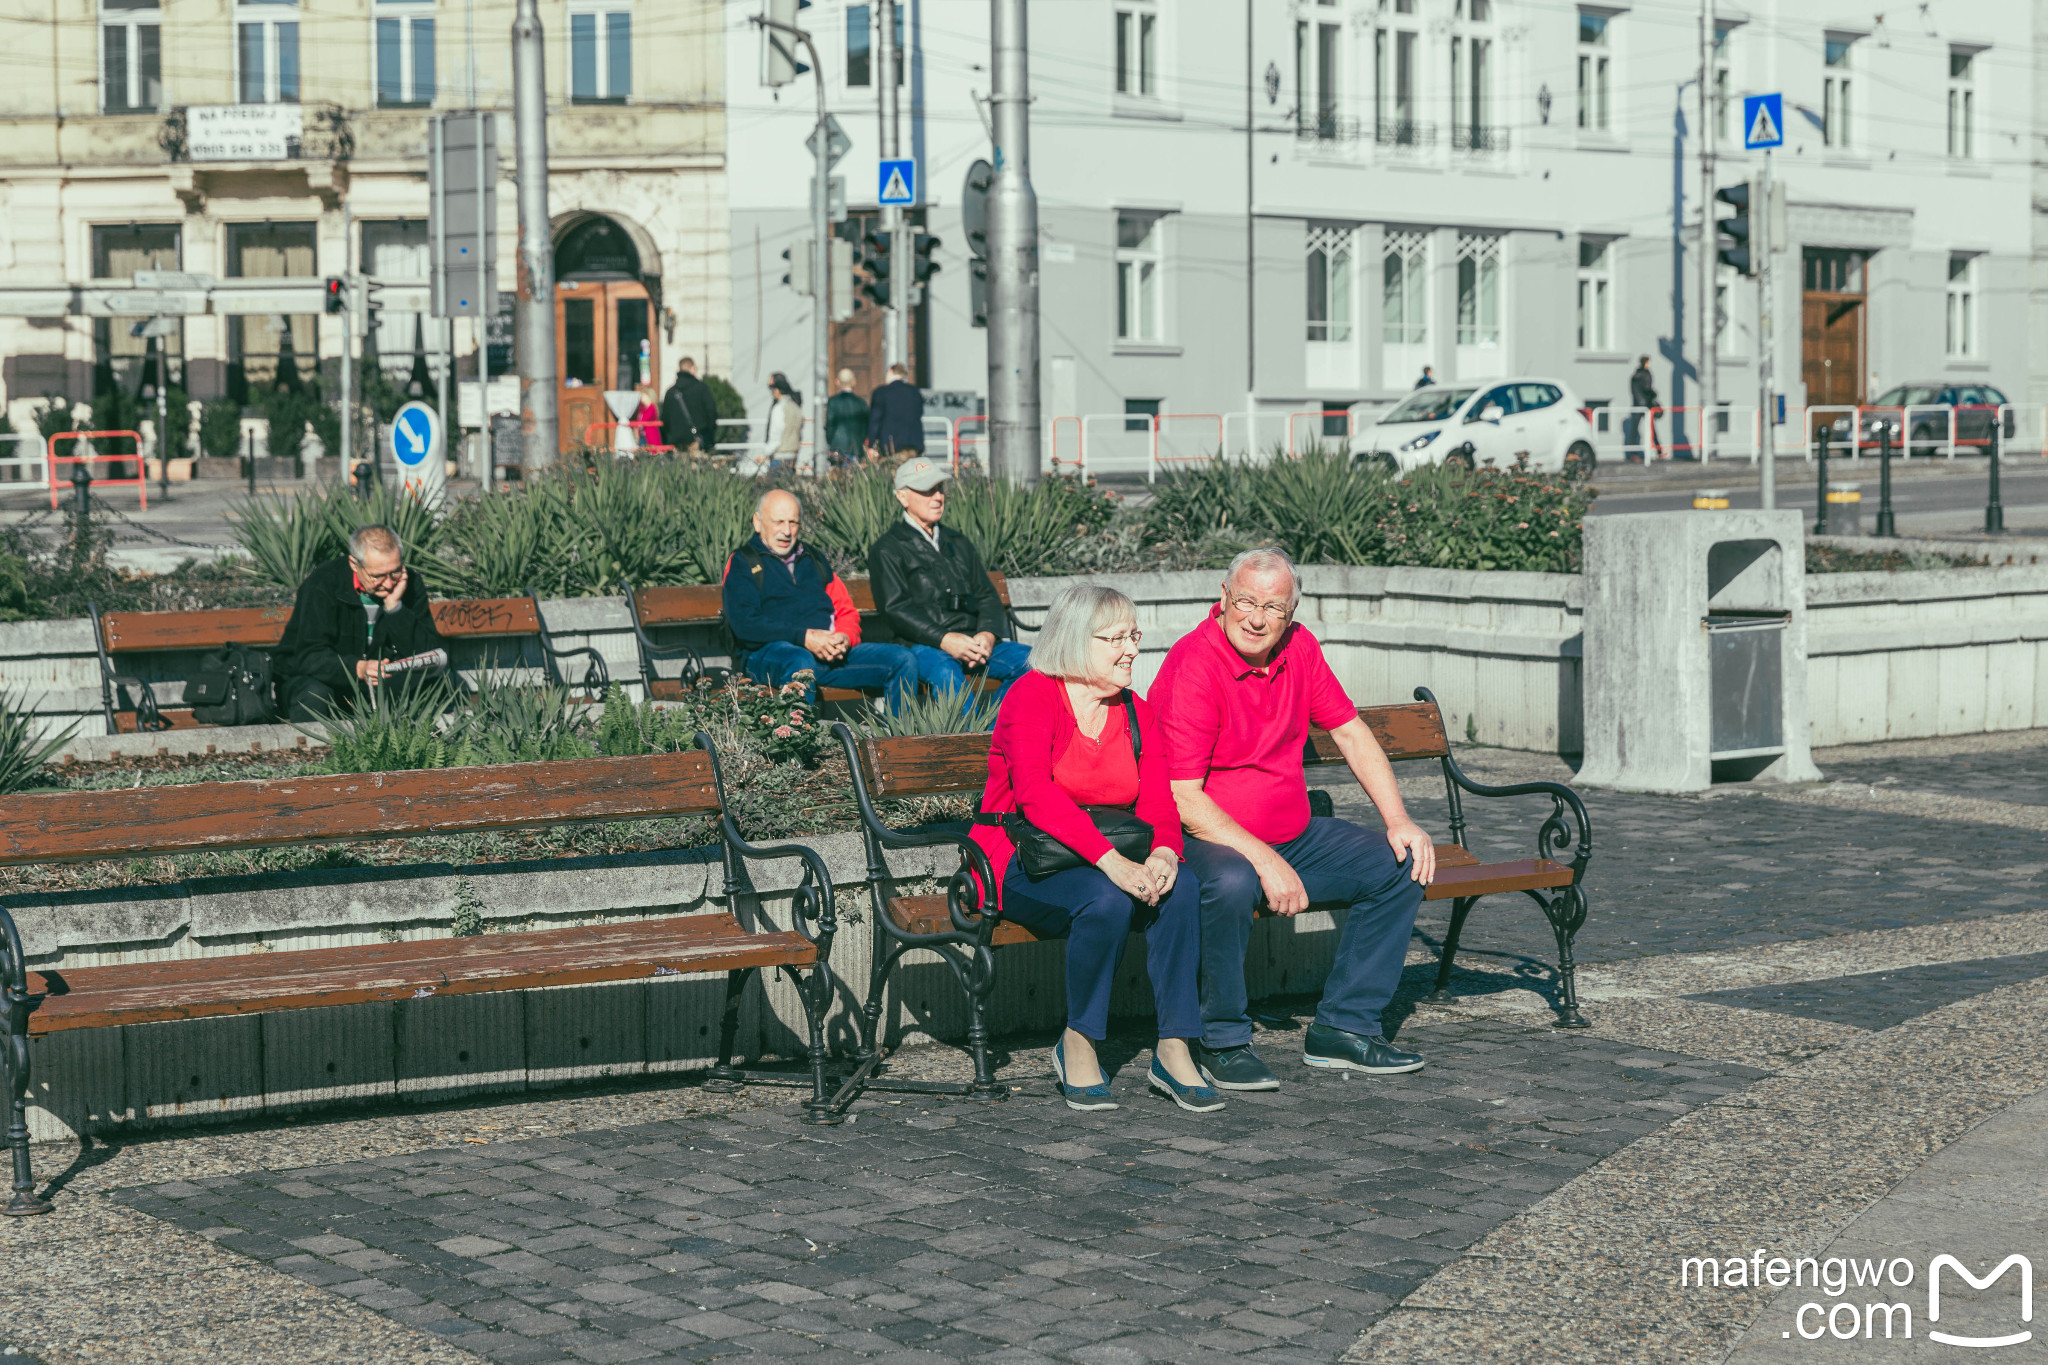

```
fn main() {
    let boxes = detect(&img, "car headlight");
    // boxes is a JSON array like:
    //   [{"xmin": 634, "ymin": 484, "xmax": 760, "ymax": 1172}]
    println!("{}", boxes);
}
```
[
  {"xmin": 1830, "ymin": 418, "xmax": 1851, "ymax": 434},
  {"xmin": 1399, "ymin": 430, "xmax": 1441, "ymax": 453}
]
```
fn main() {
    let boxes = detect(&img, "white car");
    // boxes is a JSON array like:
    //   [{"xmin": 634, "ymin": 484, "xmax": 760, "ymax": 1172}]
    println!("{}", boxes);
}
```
[{"xmin": 1350, "ymin": 378, "xmax": 1598, "ymax": 476}]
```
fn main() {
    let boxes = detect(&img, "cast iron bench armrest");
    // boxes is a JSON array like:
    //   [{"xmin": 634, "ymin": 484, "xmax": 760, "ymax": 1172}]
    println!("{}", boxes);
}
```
[
  {"xmin": 524, "ymin": 588, "xmax": 612, "ymax": 694},
  {"xmin": 698, "ymin": 731, "xmax": 838, "ymax": 950},
  {"xmin": 831, "ymin": 721, "xmax": 996, "ymax": 944},
  {"xmin": 1416, "ymin": 686, "xmax": 1593, "ymax": 881}
]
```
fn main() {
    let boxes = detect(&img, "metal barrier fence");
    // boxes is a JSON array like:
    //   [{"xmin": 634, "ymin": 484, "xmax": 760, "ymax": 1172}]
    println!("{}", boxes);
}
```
[
  {"xmin": 949, "ymin": 415, "xmax": 986, "ymax": 473},
  {"xmin": 0, "ymin": 433, "xmax": 46, "ymax": 486},
  {"xmin": 48, "ymin": 430, "xmax": 147, "ymax": 510},
  {"xmin": 2000, "ymin": 404, "xmax": 2047, "ymax": 459},
  {"xmin": 580, "ymin": 421, "xmax": 674, "ymax": 456}
]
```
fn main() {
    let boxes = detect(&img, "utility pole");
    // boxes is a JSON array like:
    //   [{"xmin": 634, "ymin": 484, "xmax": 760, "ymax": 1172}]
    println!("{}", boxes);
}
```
[
  {"xmin": 986, "ymin": 0, "xmax": 1040, "ymax": 486},
  {"xmin": 340, "ymin": 200, "xmax": 353, "ymax": 482},
  {"xmin": 512, "ymin": 0, "xmax": 556, "ymax": 471},
  {"xmin": 1757, "ymin": 147, "xmax": 1774, "ymax": 510},
  {"xmin": 1699, "ymin": 0, "xmax": 1716, "ymax": 459},
  {"xmin": 878, "ymin": 0, "xmax": 906, "ymax": 369},
  {"xmin": 755, "ymin": 9, "xmax": 832, "ymax": 477}
]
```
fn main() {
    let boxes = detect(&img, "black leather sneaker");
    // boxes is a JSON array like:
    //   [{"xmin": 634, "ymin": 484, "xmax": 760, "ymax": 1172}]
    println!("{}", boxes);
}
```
[
  {"xmin": 1192, "ymin": 1042, "xmax": 1281, "ymax": 1091},
  {"xmin": 1302, "ymin": 1024, "xmax": 1425, "ymax": 1075}
]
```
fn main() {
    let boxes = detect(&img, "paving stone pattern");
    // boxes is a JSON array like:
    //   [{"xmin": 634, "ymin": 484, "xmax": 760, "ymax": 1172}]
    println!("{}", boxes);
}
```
[
  {"xmin": 1821, "ymin": 746, "xmax": 2048, "ymax": 807},
  {"xmin": 116, "ymin": 1019, "xmax": 1764, "ymax": 1364},
  {"xmin": 1685, "ymin": 948, "xmax": 2048, "ymax": 1032}
]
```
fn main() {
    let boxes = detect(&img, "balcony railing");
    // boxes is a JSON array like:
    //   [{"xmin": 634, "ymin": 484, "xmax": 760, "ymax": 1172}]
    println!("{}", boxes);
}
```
[
  {"xmin": 1375, "ymin": 118, "xmax": 1436, "ymax": 149},
  {"xmin": 1294, "ymin": 115, "xmax": 1439, "ymax": 150},
  {"xmin": 1450, "ymin": 124, "xmax": 1510, "ymax": 154}
]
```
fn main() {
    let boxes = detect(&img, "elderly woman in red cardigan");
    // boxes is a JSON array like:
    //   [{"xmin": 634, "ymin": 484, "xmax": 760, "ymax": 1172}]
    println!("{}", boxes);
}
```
[{"xmin": 969, "ymin": 583, "xmax": 1218, "ymax": 1113}]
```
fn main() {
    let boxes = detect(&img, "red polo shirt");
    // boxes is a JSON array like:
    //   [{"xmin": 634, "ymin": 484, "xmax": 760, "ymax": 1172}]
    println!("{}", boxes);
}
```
[{"xmin": 1149, "ymin": 606, "xmax": 1356, "ymax": 845}]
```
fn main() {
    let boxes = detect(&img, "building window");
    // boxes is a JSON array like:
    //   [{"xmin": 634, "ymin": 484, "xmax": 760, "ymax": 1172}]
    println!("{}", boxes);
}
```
[
  {"xmin": 1576, "ymin": 238, "xmax": 1613, "ymax": 350},
  {"xmin": 570, "ymin": 5, "xmax": 630, "ymax": 104},
  {"xmin": 101, "ymin": 0, "xmax": 162, "ymax": 114},
  {"xmin": 375, "ymin": 0, "xmax": 435, "ymax": 108},
  {"xmin": 1116, "ymin": 212, "xmax": 1163, "ymax": 342},
  {"xmin": 1124, "ymin": 397, "xmax": 1159, "ymax": 433},
  {"xmin": 1577, "ymin": 10, "xmax": 1611, "ymax": 133},
  {"xmin": 1823, "ymin": 33, "xmax": 1855, "ymax": 148},
  {"xmin": 226, "ymin": 221, "xmax": 318, "ymax": 403},
  {"xmin": 1947, "ymin": 254, "xmax": 1978, "ymax": 358},
  {"xmin": 1456, "ymin": 232, "xmax": 1500, "ymax": 346},
  {"xmin": 1451, "ymin": 32, "xmax": 1496, "ymax": 152},
  {"xmin": 1115, "ymin": 4, "xmax": 1157, "ymax": 97},
  {"xmin": 1382, "ymin": 229, "xmax": 1428, "ymax": 346},
  {"xmin": 92, "ymin": 224, "xmax": 182, "ymax": 395},
  {"xmin": 1373, "ymin": 19, "xmax": 1418, "ymax": 146},
  {"xmin": 237, "ymin": 0, "xmax": 300, "ymax": 105},
  {"xmin": 1306, "ymin": 224, "xmax": 1355, "ymax": 343},
  {"xmin": 1296, "ymin": 15, "xmax": 1344, "ymax": 140},
  {"xmin": 845, "ymin": 4, "xmax": 901, "ymax": 89},
  {"xmin": 1948, "ymin": 47, "xmax": 1978, "ymax": 159}
]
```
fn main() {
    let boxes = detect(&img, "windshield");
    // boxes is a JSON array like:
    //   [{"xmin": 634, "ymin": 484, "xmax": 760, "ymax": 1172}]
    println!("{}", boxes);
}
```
[
  {"xmin": 1871, "ymin": 386, "xmax": 1944, "ymax": 407},
  {"xmin": 1378, "ymin": 388, "xmax": 1479, "ymax": 424}
]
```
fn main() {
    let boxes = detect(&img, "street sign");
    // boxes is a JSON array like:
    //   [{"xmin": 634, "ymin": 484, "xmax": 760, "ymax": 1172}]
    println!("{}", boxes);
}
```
[
  {"xmin": 128, "ymin": 316, "xmax": 180, "ymax": 339},
  {"xmin": 430, "ymin": 111, "xmax": 499, "ymax": 319},
  {"xmin": 1743, "ymin": 93, "xmax": 1784, "ymax": 151},
  {"xmin": 806, "ymin": 113, "xmax": 852, "ymax": 168},
  {"xmin": 132, "ymin": 271, "xmax": 217, "ymax": 292},
  {"xmin": 878, "ymin": 158, "xmax": 916, "ymax": 206},
  {"xmin": 390, "ymin": 401, "xmax": 446, "ymax": 506}
]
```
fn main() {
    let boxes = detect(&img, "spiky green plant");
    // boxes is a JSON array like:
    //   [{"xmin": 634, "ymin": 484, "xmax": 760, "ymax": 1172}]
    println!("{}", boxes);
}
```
[
  {"xmin": 456, "ymin": 668, "xmax": 595, "ymax": 763},
  {"xmin": 429, "ymin": 478, "xmax": 570, "ymax": 598},
  {"xmin": 800, "ymin": 463, "xmax": 899, "ymax": 572},
  {"xmin": 228, "ymin": 490, "xmax": 344, "ymax": 589},
  {"xmin": 316, "ymin": 678, "xmax": 471, "ymax": 773},
  {"xmin": 856, "ymin": 683, "xmax": 1000, "ymax": 737},
  {"xmin": 937, "ymin": 475, "xmax": 1116, "ymax": 578},
  {"xmin": 0, "ymin": 690, "xmax": 77, "ymax": 794},
  {"xmin": 594, "ymin": 685, "xmax": 699, "ymax": 756}
]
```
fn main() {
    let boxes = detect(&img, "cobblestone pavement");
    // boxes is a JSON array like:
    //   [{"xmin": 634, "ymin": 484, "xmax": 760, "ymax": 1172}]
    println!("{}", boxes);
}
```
[{"xmin": 2, "ymin": 731, "xmax": 2044, "ymax": 1364}]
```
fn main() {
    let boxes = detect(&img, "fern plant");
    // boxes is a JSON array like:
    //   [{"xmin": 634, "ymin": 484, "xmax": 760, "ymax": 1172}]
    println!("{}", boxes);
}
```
[
  {"xmin": 316, "ymin": 680, "xmax": 470, "ymax": 773},
  {"xmin": 594, "ymin": 685, "xmax": 699, "ymax": 756},
  {"xmin": 457, "ymin": 669, "xmax": 594, "ymax": 763},
  {"xmin": 0, "ymin": 690, "xmax": 77, "ymax": 794}
]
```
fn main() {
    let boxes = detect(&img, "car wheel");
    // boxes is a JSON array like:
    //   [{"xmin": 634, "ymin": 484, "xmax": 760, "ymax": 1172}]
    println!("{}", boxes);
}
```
[
  {"xmin": 1564, "ymin": 441, "xmax": 1596, "ymax": 479},
  {"xmin": 1445, "ymin": 447, "xmax": 1476, "ymax": 472},
  {"xmin": 1374, "ymin": 453, "xmax": 1399, "ymax": 475}
]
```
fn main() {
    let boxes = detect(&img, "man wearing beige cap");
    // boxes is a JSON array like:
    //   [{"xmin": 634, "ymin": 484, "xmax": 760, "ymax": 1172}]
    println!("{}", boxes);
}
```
[{"xmin": 869, "ymin": 457, "xmax": 1031, "ymax": 701}]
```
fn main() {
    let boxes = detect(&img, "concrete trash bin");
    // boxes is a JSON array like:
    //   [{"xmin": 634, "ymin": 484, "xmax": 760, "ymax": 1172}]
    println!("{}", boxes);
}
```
[{"xmin": 1706, "ymin": 612, "xmax": 1787, "ymax": 757}]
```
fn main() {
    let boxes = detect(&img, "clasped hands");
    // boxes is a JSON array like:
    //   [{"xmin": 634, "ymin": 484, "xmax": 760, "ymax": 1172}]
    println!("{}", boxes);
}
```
[
  {"xmin": 1095, "ymin": 848, "xmax": 1181, "ymax": 905},
  {"xmin": 939, "ymin": 630, "xmax": 998, "ymax": 669},
  {"xmin": 803, "ymin": 628, "xmax": 852, "ymax": 664}
]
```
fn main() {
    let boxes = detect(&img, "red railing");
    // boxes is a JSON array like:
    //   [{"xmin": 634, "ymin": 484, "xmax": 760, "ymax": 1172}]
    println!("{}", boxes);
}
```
[{"xmin": 48, "ymin": 431, "xmax": 147, "ymax": 510}]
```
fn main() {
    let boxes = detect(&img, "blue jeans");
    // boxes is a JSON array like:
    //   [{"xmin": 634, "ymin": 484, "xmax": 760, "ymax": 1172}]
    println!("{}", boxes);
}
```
[
  {"xmin": 743, "ymin": 640, "xmax": 919, "ymax": 712},
  {"xmin": 1181, "ymin": 817, "xmax": 1425, "ymax": 1048},
  {"xmin": 906, "ymin": 639, "xmax": 1032, "ymax": 703},
  {"xmin": 1000, "ymin": 861, "xmax": 1202, "ymax": 1042}
]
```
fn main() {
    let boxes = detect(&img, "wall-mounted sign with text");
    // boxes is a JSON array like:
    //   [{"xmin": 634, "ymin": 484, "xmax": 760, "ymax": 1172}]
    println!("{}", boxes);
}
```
[{"xmin": 186, "ymin": 105, "xmax": 306, "ymax": 162}]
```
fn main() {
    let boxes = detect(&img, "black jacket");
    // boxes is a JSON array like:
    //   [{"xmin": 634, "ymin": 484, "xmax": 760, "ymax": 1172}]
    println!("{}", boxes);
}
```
[
  {"xmin": 275, "ymin": 556, "xmax": 447, "ymax": 696},
  {"xmin": 661, "ymin": 372, "xmax": 720, "ymax": 450},
  {"xmin": 868, "ymin": 519, "xmax": 1007, "ymax": 648},
  {"xmin": 866, "ymin": 379, "xmax": 925, "ymax": 453},
  {"xmin": 720, "ymin": 534, "xmax": 847, "ymax": 653},
  {"xmin": 1630, "ymin": 367, "xmax": 1658, "ymax": 407}
]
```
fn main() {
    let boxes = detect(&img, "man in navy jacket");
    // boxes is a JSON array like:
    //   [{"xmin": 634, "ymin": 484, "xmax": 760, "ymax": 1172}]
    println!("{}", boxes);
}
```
[
  {"xmin": 865, "ymin": 363, "xmax": 926, "ymax": 456},
  {"xmin": 722, "ymin": 489, "xmax": 917, "ymax": 710}
]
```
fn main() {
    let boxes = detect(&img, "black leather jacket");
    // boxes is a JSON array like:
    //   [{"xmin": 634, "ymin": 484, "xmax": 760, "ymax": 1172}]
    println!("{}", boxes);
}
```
[{"xmin": 868, "ymin": 519, "xmax": 1008, "ymax": 648}]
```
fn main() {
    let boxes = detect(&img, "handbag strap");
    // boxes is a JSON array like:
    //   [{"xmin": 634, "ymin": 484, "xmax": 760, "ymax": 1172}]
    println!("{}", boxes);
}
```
[{"xmin": 1120, "ymin": 688, "xmax": 1140, "ymax": 764}]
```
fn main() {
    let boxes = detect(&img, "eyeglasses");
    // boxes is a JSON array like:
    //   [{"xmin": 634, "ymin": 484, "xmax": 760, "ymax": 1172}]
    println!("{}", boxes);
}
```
[
  {"xmin": 1093, "ymin": 631, "xmax": 1142, "ymax": 649},
  {"xmin": 351, "ymin": 559, "xmax": 405, "ymax": 584},
  {"xmin": 1226, "ymin": 596, "xmax": 1293, "ymax": 620}
]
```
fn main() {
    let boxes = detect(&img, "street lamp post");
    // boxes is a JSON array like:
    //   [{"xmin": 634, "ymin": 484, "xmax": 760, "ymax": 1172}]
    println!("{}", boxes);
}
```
[
  {"xmin": 512, "ymin": 0, "xmax": 557, "ymax": 473},
  {"xmin": 986, "ymin": 0, "xmax": 1040, "ymax": 486}
]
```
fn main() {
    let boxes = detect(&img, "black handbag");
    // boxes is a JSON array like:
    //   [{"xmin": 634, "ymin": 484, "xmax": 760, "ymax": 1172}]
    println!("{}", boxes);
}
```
[{"xmin": 979, "ymin": 690, "xmax": 1154, "ymax": 879}]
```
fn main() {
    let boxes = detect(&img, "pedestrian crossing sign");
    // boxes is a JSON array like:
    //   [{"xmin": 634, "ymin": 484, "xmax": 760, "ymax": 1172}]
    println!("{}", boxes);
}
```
[
  {"xmin": 1743, "ymin": 93, "xmax": 1783, "ymax": 150},
  {"xmin": 879, "ymin": 158, "xmax": 916, "ymax": 206}
]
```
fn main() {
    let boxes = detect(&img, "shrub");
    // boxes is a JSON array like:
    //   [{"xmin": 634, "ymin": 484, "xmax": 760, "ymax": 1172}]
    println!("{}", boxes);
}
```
[
  {"xmin": 0, "ymin": 690, "xmax": 76, "ymax": 794},
  {"xmin": 228, "ymin": 491, "xmax": 337, "ymax": 591},
  {"xmin": 315, "ymin": 680, "xmax": 471, "ymax": 773},
  {"xmin": 199, "ymin": 398, "xmax": 244, "ymax": 460},
  {"xmin": 594, "ymin": 686, "xmax": 699, "ymax": 756},
  {"xmin": 456, "ymin": 669, "xmax": 595, "ymax": 764},
  {"xmin": 31, "ymin": 395, "xmax": 75, "ymax": 444},
  {"xmin": 855, "ymin": 683, "xmax": 999, "ymax": 737},
  {"xmin": 703, "ymin": 374, "xmax": 747, "ymax": 423},
  {"xmin": 256, "ymin": 387, "xmax": 317, "ymax": 464}
]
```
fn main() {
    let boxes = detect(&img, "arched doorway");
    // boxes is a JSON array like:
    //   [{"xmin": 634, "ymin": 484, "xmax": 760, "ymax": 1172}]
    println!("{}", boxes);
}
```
[{"xmin": 554, "ymin": 215, "xmax": 660, "ymax": 451}]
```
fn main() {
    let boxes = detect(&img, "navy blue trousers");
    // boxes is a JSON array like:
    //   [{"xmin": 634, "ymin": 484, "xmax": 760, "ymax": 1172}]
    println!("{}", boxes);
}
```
[
  {"xmin": 1000, "ymin": 861, "xmax": 1202, "ymax": 1042},
  {"xmin": 744, "ymin": 640, "xmax": 919, "ymax": 711},
  {"xmin": 1181, "ymin": 817, "xmax": 1424, "ymax": 1048}
]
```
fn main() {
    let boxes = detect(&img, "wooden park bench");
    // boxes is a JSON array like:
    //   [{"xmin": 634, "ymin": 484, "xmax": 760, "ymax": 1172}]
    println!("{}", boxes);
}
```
[
  {"xmin": 89, "ymin": 597, "xmax": 552, "ymax": 733},
  {"xmin": 822, "ymin": 686, "xmax": 1592, "ymax": 1113},
  {"xmin": 0, "ymin": 742, "xmax": 840, "ymax": 1216}
]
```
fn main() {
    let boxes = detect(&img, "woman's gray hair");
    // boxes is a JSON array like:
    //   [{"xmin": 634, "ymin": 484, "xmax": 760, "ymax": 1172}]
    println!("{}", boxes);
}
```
[
  {"xmin": 1225, "ymin": 546, "xmax": 1301, "ymax": 606},
  {"xmin": 1029, "ymin": 583, "xmax": 1139, "ymax": 681}
]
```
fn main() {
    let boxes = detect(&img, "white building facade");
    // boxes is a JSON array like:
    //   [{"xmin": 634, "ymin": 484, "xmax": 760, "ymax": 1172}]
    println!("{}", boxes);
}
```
[{"xmin": 725, "ymin": 0, "xmax": 2045, "ymax": 460}]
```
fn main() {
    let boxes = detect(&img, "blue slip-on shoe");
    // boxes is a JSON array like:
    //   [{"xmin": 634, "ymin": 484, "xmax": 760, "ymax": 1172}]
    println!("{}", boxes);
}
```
[
  {"xmin": 1302, "ymin": 1023, "xmax": 1426, "ymax": 1074},
  {"xmin": 1148, "ymin": 1059, "xmax": 1225, "ymax": 1113},
  {"xmin": 1191, "ymin": 1041, "xmax": 1281, "ymax": 1091},
  {"xmin": 1051, "ymin": 1039, "xmax": 1119, "ymax": 1112}
]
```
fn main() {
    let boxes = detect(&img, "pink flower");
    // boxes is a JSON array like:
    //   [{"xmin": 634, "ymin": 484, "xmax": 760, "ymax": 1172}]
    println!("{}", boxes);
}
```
[{"xmin": 773, "ymin": 725, "xmax": 794, "ymax": 738}]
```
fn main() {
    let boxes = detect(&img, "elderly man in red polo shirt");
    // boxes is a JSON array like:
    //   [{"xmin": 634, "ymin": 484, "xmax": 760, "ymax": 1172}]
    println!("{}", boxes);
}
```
[{"xmin": 1150, "ymin": 547, "xmax": 1436, "ymax": 1090}]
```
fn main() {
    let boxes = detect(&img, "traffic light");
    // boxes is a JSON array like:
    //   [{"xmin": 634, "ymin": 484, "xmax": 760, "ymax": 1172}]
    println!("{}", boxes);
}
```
[
  {"xmin": 324, "ymin": 277, "xmax": 345, "ymax": 314},
  {"xmin": 1715, "ymin": 181, "xmax": 1753, "ymax": 277},
  {"xmin": 861, "ymin": 228, "xmax": 891, "ymax": 307},
  {"xmin": 780, "ymin": 239, "xmax": 812, "ymax": 296},
  {"xmin": 912, "ymin": 232, "xmax": 941, "ymax": 286},
  {"xmin": 761, "ymin": 0, "xmax": 812, "ymax": 87}
]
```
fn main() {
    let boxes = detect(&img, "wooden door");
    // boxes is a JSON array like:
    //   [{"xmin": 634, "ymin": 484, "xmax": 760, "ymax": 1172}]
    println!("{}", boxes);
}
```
[
  {"xmin": 1801, "ymin": 295, "xmax": 1865, "ymax": 407},
  {"xmin": 555, "ymin": 280, "xmax": 659, "ymax": 453}
]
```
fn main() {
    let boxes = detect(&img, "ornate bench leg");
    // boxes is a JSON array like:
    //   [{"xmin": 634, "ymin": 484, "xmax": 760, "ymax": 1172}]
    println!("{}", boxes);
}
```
[
  {"xmin": 962, "ymin": 946, "xmax": 1005, "ymax": 1102},
  {"xmin": 4, "ymin": 1021, "xmax": 50, "ymax": 1216},
  {"xmin": 1425, "ymin": 897, "xmax": 1479, "ymax": 1002},
  {"xmin": 705, "ymin": 968, "xmax": 756, "ymax": 1090},
  {"xmin": 1543, "ymin": 886, "xmax": 1590, "ymax": 1029}
]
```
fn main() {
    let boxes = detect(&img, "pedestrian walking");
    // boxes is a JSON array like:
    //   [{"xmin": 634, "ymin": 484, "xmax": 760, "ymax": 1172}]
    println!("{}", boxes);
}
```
[
  {"xmin": 1628, "ymin": 356, "xmax": 1665, "ymax": 461},
  {"xmin": 627, "ymin": 382, "xmax": 662, "ymax": 453},
  {"xmin": 1414, "ymin": 366, "xmax": 1436, "ymax": 389},
  {"xmin": 826, "ymin": 369, "xmax": 870, "ymax": 466},
  {"xmin": 741, "ymin": 373, "xmax": 802, "ymax": 477},
  {"xmin": 866, "ymin": 362, "xmax": 926, "ymax": 458},
  {"xmin": 661, "ymin": 357, "xmax": 718, "ymax": 455}
]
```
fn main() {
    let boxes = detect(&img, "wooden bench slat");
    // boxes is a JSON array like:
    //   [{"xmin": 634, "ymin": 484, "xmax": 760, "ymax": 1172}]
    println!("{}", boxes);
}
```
[
  {"xmin": 1421, "ymin": 857, "xmax": 1575, "ymax": 901},
  {"xmin": 429, "ymin": 597, "xmax": 542, "ymax": 639},
  {"xmin": 1305, "ymin": 702, "xmax": 1450, "ymax": 763},
  {"xmin": 25, "ymin": 912, "xmax": 812, "ymax": 1034},
  {"xmin": 859, "ymin": 732, "xmax": 994, "ymax": 799},
  {"xmin": 633, "ymin": 585, "xmax": 725, "ymax": 628},
  {"xmin": 0, "ymin": 751, "xmax": 718, "ymax": 866},
  {"xmin": 102, "ymin": 607, "xmax": 293, "ymax": 652}
]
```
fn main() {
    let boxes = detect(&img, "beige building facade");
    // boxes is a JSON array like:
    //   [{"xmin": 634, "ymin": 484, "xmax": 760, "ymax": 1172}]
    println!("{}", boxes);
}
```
[{"xmin": 0, "ymin": 0, "xmax": 729, "ymax": 454}]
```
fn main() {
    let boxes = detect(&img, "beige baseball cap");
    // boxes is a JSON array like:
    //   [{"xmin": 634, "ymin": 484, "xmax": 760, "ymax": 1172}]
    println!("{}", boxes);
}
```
[{"xmin": 893, "ymin": 458, "xmax": 950, "ymax": 493}]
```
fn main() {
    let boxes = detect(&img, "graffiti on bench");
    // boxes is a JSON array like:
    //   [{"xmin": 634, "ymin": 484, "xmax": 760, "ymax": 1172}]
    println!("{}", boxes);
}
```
[{"xmin": 429, "ymin": 597, "xmax": 539, "ymax": 638}]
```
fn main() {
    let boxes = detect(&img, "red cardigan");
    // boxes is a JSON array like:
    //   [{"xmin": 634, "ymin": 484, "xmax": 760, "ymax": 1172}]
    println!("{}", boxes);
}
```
[{"xmin": 969, "ymin": 669, "xmax": 1185, "ymax": 911}]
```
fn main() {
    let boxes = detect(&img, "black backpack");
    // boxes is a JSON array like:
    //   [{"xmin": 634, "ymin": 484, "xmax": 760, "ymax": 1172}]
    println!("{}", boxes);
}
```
[{"xmin": 188, "ymin": 645, "xmax": 276, "ymax": 726}]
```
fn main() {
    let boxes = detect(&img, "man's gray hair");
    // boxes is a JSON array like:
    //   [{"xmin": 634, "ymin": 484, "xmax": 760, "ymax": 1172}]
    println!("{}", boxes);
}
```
[
  {"xmin": 755, "ymin": 487, "xmax": 800, "ymax": 518},
  {"xmin": 1224, "ymin": 546, "xmax": 1301, "ymax": 606},
  {"xmin": 1028, "ymin": 583, "xmax": 1139, "ymax": 682},
  {"xmin": 348, "ymin": 523, "xmax": 401, "ymax": 559}
]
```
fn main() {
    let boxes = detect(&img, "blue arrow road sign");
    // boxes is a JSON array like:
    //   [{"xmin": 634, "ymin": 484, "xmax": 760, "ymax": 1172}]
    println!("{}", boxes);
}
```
[
  {"xmin": 879, "ymin": 158, "xmax": 916, "ymax": 206},
  {"xmin": 1743, "ymin": 93, "xmax": 1784, "ymax": 150},
  {"xmin": 392, "ymin": 402, "xmax": 438, "ymax": 467}
]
